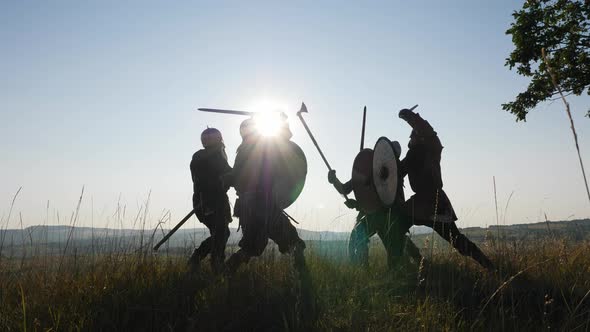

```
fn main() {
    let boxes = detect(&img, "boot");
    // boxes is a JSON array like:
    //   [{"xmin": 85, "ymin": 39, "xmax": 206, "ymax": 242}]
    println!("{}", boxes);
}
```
[
  {"xmin": 187, "ymin": 248, "xmax": 206, "ymax": 273},
  {"xmin": 225, "ymin": 250, "xmax": 250, "ymax": 276}
]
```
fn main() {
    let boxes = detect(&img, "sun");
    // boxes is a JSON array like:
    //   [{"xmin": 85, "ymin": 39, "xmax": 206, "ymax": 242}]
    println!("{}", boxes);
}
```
[
  {"xmin": 254, "ymin": 112, "xmax": 283, "ymax": 136},
  {"xmin": 247, "ymin": 99, "xmax": 289, "ymax": 137}
]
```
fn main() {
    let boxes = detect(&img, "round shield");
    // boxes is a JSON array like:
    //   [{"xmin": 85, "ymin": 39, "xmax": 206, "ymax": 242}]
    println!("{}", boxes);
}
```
[
  {"xmin": 373, "ymin": 137, "xmax": 399, "ymax": 206},
  {"xmin": 271, "ymin": 140, "xmax": 307, "ymax": 208},
  {"xmin": 234, "ymin": 139, "xmax": 307, "ymax": 209},
  {"xmin": 351, "ymin": 149, "xmax": 382, "ymax": 213}
]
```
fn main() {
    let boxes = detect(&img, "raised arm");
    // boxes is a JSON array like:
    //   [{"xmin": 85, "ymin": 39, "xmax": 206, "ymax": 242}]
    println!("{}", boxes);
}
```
[
  {"xmin": 398, "ymin": 109, "xmax": 436, "ymax": 137},
  {"xmin": 328, "ymin": 170, "xmax": 353, "ymax": 196}
]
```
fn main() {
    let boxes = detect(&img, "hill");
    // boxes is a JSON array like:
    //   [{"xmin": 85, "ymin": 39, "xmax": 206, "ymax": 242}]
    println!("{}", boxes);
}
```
[{"xmin": 1, "ymin": 218, "xmax": 588, "ymax": 258}]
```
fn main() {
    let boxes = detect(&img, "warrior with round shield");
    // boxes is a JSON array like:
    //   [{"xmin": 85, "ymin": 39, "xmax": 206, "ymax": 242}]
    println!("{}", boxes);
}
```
[
  {"xmin": 225, "ymin": 116, "xmax": 308, "ymax": 274},
  {"xmin": 187, "ymin": 128, "xmax": 233, "ymax": 273},
  {"xmin": 328, "ymin": 137, "xmax": 422, "ymax": 269},
  {"xmin": 397, "ymin": 108, "xmax": 494, "ymax": 270}
]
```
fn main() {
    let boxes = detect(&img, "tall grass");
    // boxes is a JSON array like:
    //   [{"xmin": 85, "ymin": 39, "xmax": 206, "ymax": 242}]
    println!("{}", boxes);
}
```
[
  {"xmin": 2, "ymin": 231, "xmax": 590, "ymax": 330},
  {"xmin": 2, "ymin": 191, "xmax": 590, "ymax": 331}
]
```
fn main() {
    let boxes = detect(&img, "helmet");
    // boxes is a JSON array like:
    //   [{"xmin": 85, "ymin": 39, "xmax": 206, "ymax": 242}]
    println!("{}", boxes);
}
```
[
  {"xmin": 239, "ymin": 118, "xmax": 258, "ymax": 140},
  {"xmin": 201, "ymin": 128, "xmax": 223, "ymax": 148},
  {"xmin": 277, "ymin": 118, "xmax": 293, "ymax": 140}
]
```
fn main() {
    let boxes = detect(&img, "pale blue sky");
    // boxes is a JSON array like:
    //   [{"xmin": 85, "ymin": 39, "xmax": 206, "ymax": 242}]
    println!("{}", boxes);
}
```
[{"xmin": 2, "ymin": 1, "xmax": 589, "ymax": 232}]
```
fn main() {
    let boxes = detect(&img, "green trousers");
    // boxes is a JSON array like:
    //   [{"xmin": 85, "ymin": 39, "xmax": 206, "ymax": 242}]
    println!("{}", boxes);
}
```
[{"xmin": 349, "ymin": 208, "xmax": 421, "ymax": 269}]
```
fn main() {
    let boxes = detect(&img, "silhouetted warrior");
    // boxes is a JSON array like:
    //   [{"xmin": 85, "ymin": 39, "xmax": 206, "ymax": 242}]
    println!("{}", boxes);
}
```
[
  {"xmin": 225, "ymin": 119, "xmax": 307, "ymax": 274},
  {"xmin": 187, "ymin": 128, "xmax": 232, "ymax": 273},
  {"xmin": 397, "ymin": 108, "xmax": 494, "ymax": 270},
  {"xmin": 328, "ymin": 141, "xmax": 422, "ymax": 269}
]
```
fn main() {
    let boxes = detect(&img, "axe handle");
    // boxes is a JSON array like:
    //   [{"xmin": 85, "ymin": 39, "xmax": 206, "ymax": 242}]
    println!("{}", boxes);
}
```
[
  {"xmin": 153, "ymin": 209, "xmax": 195, "ymax": 251},
  {"xmin": 296, "ymin": 112, "xmax": 349, "ymax": 200},
  {"xmin": 297, "ymin": 112, "xmax": 332, "ymax": 171}
]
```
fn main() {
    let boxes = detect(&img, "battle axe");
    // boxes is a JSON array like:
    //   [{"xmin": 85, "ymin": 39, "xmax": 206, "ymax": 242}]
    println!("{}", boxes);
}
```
[{"xmin": 296, "ymin": 102, "xmax": 349, "ymax": 200}]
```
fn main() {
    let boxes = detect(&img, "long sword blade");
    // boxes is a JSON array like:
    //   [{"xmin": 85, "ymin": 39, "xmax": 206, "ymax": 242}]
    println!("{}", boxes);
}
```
[
  {"xmin": 153, "ymin": 209, "xmax": 195, "ymax": 251},
  {"xmin": 360, "ymin": 106, "xmax": 367, "ymax": 151},
  {"xmin": 197, "ymin": 108, "xmax": 254, "ymax": 116}
]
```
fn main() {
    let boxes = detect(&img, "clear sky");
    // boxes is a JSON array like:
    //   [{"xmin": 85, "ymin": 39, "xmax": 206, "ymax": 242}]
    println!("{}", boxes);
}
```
[{"xmin": 2, "ymin": 1, "xmax": 590, "ymax": 232}]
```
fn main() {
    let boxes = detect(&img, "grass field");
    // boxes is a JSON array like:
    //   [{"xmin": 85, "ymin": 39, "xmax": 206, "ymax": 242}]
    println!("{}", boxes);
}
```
[{"xmin": 1, "ymin": 234, "xmax": 590, "ymax": 331}]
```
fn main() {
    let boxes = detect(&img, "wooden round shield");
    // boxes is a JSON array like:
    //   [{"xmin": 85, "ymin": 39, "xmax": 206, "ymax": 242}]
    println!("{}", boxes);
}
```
[
  {"xmin": 351, "ymin": 149, "xmax": 382, "ymax": 213},
  {"xmin": 270, "ymin": 140, "xmax": 307, "ymax": 208},
  {"xmin": 234, "ymin": 139, "xmax": 307, "ymax": 209},
  {"xmin": 373, "ymin": 137, "xmax": 399, "ymax": 206}
]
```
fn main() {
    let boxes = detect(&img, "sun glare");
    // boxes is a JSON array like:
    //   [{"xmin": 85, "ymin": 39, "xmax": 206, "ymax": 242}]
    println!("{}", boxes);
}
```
[
  {"xmin": 248, "ymin": 99, "xmax": 289, "ymax": 137},
  {"xmin": 254, "ymin": 112, "xmax": 283, "ymax": 136}
]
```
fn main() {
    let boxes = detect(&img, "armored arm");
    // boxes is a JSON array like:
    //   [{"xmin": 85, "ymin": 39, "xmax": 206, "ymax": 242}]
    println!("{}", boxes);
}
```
[
  {"xmin": 399, "ymin": 109, "xmax": 436, "ymax": 137},
  {"xmin": 341, "ymin": 180, "xmax": 353, "ymax": 195},
  {"xmin": 190, "ymin": 155, "xmax": 202, "ymax": 211},
  {"xmin": 399, "ymin": 109, "xmax": 442, "ymax": 153},
  {"xmin": 219, "ymin": 149, "xmax": 234, "ymax": 191},
  {"xmin": 328, "ymin": 170, "xmax": 353, "ymax": 196}
]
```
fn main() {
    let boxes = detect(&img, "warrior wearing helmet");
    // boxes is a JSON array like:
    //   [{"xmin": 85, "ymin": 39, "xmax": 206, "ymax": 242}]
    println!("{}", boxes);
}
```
[
  {"xmin": 187, "ymin": 128, "xmax": 233, "ymax": 273},
  {"xmin": 225, "ymin": 117, "xmax": 307, "ymax": 274},
  {"xmin": 397, "ymin": 109, "xmax": 494, "ymax": 270},
  {"xmin": 328, "ymin": 140, "xmax": 422, "ymax": 269}
]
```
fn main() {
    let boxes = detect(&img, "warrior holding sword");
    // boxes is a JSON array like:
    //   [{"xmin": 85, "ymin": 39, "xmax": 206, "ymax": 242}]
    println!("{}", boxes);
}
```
[
  {"xmin": 327, "ymin": 140, "xmax": 423, "ymax": 269},
  {"xmin": 397, "ymin": 107, "xmax": 494, "ymax": 270},
  {"xmin": 223, "ymin": 116, "xmax": 308, "ymax": 275},
  {"xmin": 187, "ymin": 128, "xmax": 233, "ymax": 273},
  {"xmin": 316, "ymin": 105, "xmax": 422, "ymax": 269}
]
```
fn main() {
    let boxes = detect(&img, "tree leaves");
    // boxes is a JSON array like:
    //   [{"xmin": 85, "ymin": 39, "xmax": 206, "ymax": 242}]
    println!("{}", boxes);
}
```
[{"xmin": 504, "ymin": 0, "xmax": 590, "ymax": 121}]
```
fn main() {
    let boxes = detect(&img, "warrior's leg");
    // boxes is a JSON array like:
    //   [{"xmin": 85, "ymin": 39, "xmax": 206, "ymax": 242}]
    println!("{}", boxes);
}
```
[
  {"xmin": 209, "ymin": 217, "xmax": 230, "ymax": 273},
  {"xmin": 266, "ymin": 212, "xmax": 307, "ymax": 275},
  {"xmin": 225, "ymin": 209, "xmax": 267, "ymax": 275},
  {"xmin": 188, "ymin": 214, "xmax": 214, "ymax": 269},
  {"xmin": 404, "ymin": 235, "xmax": 423, "ymax": 263},
  {"xmin": 376, "ymin": 209, "xmax": 416, "ymax": 269},
  {"xmin": 432, "ymin": 221, "xmax": 494, "ymax": 270},
  {"xmin": 188, "ymin": 236, "xmax": 212, "ymax": 270},
  {"xmin": 379, "ymin": 224, "xmax": 405, "ymax": 269},
  {"xmin": 349, "ymin": 215, "xmax": 371, "ymax": 268},
  {"xmin": 225, "ymin": 249, "xmax": 252, "ymax": 275},
  {"xmin": 188, "ymin": 224, "xmax": 214, "ymax": 270}
]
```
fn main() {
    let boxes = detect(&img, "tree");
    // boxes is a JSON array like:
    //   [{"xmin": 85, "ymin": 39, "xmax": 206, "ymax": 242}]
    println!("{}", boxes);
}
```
[{"xmin": 504, "ymin": 0, "xmax": 590, "ymax": 121}]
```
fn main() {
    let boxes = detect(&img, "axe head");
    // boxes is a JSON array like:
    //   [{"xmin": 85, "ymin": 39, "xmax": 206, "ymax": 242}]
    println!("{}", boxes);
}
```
[{"xmin": 297, "ymin": 102, "xmax": 308, "ymax": 115}]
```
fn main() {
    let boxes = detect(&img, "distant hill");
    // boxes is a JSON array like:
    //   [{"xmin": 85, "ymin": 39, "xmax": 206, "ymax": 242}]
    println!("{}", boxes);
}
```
[
  {"xmin": 1, "ymin": 219, "xmax": 588, "ymax": 257},
  {"xmin": 412, "ymin": 218, "xmax": 590, "ymax": 244},
  {"xmin": 0, "ymin": 225, "xmax": 351, "ymax": 257}
]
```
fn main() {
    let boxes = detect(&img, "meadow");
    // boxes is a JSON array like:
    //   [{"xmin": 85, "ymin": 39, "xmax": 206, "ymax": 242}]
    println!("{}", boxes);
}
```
[{"xmin": 1, "ymin": 229, "xmax": 590, "ymax": 331}]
